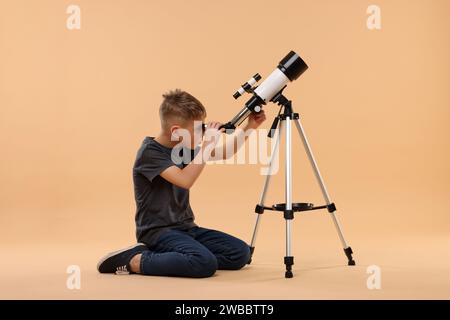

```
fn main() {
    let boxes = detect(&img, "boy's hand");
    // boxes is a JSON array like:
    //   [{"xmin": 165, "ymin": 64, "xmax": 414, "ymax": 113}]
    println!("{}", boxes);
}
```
[
  {"xmin": 202, "ymin": 121, "xmax": 224, "ymax": 148},
  {"xmin": 245, "ymin": 110, "xmax": 267, "ymax": 130}
]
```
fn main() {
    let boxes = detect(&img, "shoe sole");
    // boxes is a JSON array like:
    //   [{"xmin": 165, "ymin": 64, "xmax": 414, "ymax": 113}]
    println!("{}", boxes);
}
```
[{"xmin": 97, "ymin": 242, "xmax": 146, "ymax": 272}]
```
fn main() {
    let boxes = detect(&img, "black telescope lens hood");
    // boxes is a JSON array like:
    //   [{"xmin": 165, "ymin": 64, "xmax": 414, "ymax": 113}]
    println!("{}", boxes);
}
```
[{"xmin": 278, "ymin": 51, "xmax": 308, "ymax": 81}]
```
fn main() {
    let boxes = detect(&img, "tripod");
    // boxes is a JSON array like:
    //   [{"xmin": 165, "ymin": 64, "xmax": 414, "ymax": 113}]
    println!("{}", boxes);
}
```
[{"xmin": 247, "ymin": 91, "xmax": 355, "ymax": 278}]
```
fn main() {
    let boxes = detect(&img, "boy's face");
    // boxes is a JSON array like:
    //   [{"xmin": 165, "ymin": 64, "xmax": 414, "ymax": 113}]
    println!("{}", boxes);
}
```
[{"xmin": 171, "ymin": 117, "xmax": 205, "ymax": 149}]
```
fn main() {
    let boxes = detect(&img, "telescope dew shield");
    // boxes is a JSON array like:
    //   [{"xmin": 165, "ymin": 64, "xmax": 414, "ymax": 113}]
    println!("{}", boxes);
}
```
[
  {"xmin": 278, "ymin": 50, "xmax": 308, "ymax": 82},
  {"xmin": 221, "ymin": 51, "xmax": 308, "ymax": 132}
]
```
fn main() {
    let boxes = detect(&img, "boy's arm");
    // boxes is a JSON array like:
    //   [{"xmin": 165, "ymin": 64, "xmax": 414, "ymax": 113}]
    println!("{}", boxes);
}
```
[
  {"xmin": 159, "ymin": 122, "xmax": 222, "ymax": 189},
  {"xmin": 160, "ymin": 112, "xmax": 266, "ymax": 188},
  {"xmin": 158, "ymin": 153, "xmax": 205, "ymax": 190},
  {"xmin": 212, "ymin": 110, "xmax": 266, "ymax": 161}
]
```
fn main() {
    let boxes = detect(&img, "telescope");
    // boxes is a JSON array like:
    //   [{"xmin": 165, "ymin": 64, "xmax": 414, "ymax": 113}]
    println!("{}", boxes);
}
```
[
  {"xmin": 230, "ymin": 50, "xmax": 357, "ymax": 278},
  {"xmin": 220, "ymin": 51, "xmax": 308, "ymax": 132}
]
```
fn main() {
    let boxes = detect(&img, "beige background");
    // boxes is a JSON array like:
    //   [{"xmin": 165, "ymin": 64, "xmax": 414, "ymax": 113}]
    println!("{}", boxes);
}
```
[{"xmin": 0, "ymin": 0, "xmax": 449, "ymax": 299}]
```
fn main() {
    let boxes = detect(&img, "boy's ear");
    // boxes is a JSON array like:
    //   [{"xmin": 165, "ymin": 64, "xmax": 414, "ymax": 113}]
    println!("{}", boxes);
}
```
[{"xmin": 170, "ymin": 125, "xmax": 182, "ymax": 140}]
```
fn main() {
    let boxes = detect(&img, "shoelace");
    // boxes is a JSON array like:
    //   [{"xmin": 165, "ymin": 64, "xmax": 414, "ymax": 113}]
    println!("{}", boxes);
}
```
[{"xmin": 115, "ymin": 265, "xmax": 130, "ymax": 275}]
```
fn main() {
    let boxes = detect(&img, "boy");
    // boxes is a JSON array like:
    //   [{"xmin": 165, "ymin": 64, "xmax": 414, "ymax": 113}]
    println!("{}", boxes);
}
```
[{"xmin": 97, "ymin": 89, "xmax": 266, "ymax": 277}]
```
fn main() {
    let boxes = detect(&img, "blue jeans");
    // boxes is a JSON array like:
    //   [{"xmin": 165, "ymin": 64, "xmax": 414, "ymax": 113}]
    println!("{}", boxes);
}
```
[{"xmin": 139, "ymin": 226, "xmax": 251, "ymax": 278}]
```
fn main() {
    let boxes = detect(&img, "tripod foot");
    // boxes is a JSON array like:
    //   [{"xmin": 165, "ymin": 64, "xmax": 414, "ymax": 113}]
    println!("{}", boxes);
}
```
[
  {"xmin": 344, "ymin": 247, "xmax": 356, "ymax": 266},
  {"xmin": 247, "ymin": 246, "xmax": 255, "ymax": 265},
  {"xmin": 284, "ymin": 256, "xmax": 294, "ymax": 278}
]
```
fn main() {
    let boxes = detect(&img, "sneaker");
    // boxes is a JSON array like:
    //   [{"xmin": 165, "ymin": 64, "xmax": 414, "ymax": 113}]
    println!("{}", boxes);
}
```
[{"xmin": 97, "ymin": 243, "xmax": 147, "ymax": 274}]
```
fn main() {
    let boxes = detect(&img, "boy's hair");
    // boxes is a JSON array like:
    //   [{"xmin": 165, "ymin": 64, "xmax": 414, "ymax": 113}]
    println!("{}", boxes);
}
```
[{"xmin": 159, "ymin": 89, "xmax": 207, "ymax": 131}]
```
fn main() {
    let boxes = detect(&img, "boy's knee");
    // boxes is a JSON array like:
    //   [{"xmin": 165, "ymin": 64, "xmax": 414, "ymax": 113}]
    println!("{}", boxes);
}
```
[
  {"xmin": 236, "ymin": 243, "xmax": 251, "ymax": 269},
  {"xmin": 228, "ymin": 241, "xmax": 251, "ymax": 270}
]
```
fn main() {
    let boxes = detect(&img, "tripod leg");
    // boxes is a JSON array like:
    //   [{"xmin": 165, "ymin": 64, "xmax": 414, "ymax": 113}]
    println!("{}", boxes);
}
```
[
  {"xmin": 248, "ymin": 120, "xmax": 283, "ymax": 264},
  {"xmin": 293, "ymin": 118, "xmax": 355, "ymax": 266},
  {"xmin": 284, "ymin": 117, "xmax": 294, "ymax": 278}
]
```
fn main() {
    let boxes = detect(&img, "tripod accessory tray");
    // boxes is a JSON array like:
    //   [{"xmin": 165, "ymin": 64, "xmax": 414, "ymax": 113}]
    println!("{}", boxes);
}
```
[{"xmin": 255, "ymin": 202, "xmax": 337, "ymax": 216}]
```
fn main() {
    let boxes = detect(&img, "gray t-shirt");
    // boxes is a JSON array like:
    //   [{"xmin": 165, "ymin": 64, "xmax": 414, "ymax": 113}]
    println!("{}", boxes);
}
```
[{"xmin": 133, "ymin": 136, "xmax": 199, "ymax": 247}]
